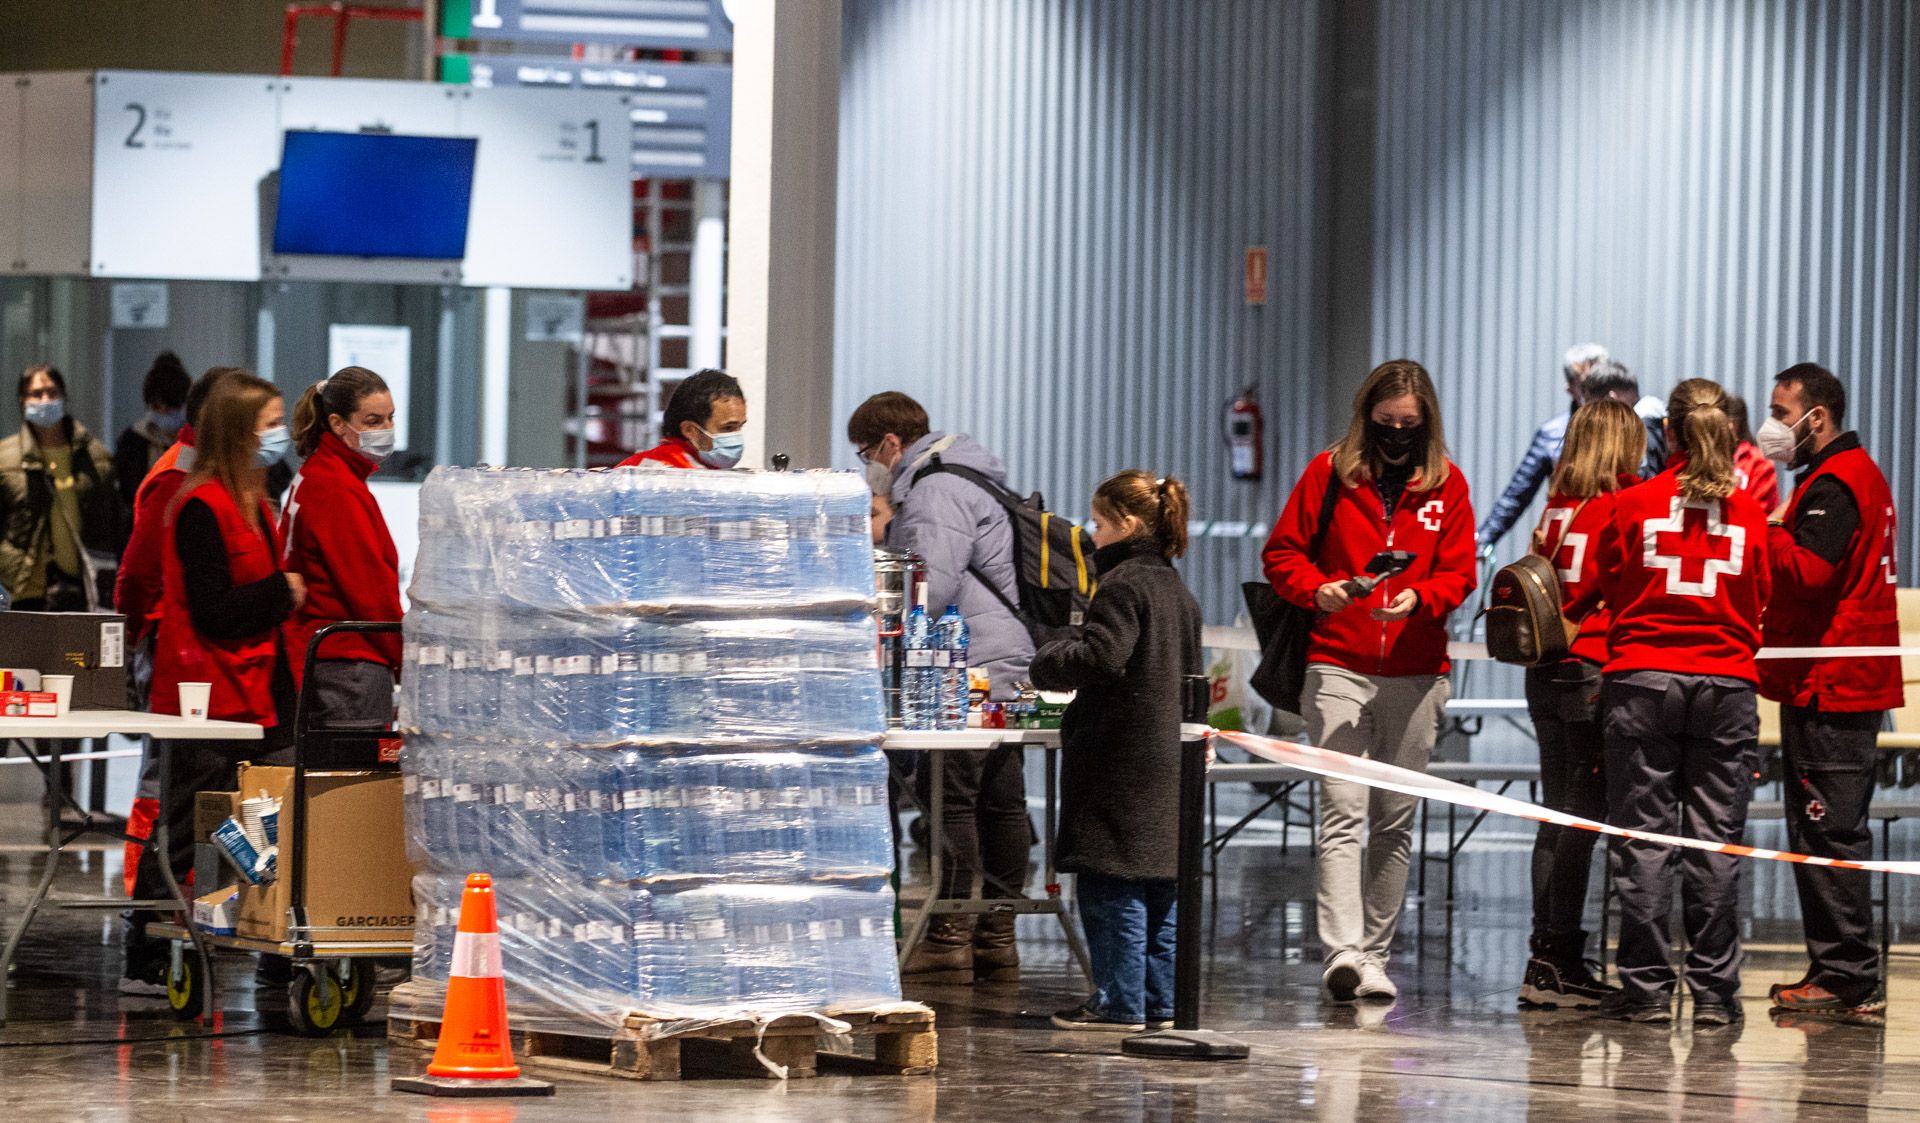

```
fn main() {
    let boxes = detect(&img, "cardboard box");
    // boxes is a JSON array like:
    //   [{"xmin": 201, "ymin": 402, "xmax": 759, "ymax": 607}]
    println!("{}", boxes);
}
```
[
  {"xmin": 0, "ymin": 612, "xmax": 127, "ymax": 710},
  {"xmin": 233, "ymin": 764, "xmax": 414, "ymax": 944},
  {"xmin": 194, "ymin": 886, "xmax": 238, "ymax": 936},
  {"xmin": 195, "ymin": 790, "xmax": 240, "ymax": 845},
  {"xmin": 0, "ymin": 691, "xmax": 58, "ymax": 718}
]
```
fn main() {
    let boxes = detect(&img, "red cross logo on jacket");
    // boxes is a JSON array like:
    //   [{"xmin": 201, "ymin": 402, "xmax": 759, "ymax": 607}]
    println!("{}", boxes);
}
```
[{"xmin": 1643, "ymin": 496, "xmax": 1745, "ymax": 597}]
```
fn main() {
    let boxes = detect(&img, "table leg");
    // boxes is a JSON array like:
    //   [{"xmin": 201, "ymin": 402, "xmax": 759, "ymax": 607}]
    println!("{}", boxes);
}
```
[
  {"xmin": 0, "ymin": 739, "xmax": 69, "ymax": 1025},
  {"xmin": 1044, "ymin": 746, "xmax": 1094, "ymax": 984},
  {"xmin": 895, "ymin": 752, "xmax": 944, "ymax": 969}
]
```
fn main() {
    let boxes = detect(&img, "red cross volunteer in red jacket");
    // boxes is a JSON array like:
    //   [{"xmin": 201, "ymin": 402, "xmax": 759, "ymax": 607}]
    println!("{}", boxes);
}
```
[
  {"xmin": 1757, "ymin": 363, "xmax": 1902, "ymax": 1017},
  {"xmin": 1516, "ymin": 397, "xmax": 1646, "ymax": 1009},
  {"xmin": 1574, "ymin": 378, "xmax": 1770, "ymax": 1026},
  {"xmin": 1263, "ymin": 359, "xmax": 1477, "ymax": 1005},
  {"xmin": 280, "ymin": 366, "xmax": 403, "ymax": 729},
  {"xmin": 128, "ymin": 371, "xmax": 305, "ymax": 992},
  {"xmin": 617, "ymin": 368, "xmax": 747, "ymax": 469}
]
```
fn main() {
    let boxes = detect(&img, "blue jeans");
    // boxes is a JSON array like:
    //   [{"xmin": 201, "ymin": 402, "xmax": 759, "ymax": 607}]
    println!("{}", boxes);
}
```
[{"xmin": 1076, "ymin": 872, "xmax": 1178, "ymax": 1023}]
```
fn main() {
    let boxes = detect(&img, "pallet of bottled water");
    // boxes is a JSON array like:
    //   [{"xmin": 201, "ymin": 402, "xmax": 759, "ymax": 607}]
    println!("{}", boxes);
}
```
[
  {"xmin": 398, "ymin": 466, "xmax": 903, "ymax": 1031},
  {"xmin": 410, "ymin": 466, "xmax": 875, "ymax": 616}
]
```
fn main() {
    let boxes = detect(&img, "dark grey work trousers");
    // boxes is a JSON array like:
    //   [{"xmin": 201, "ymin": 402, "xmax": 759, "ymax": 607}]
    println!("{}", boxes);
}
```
[
  {"xmin": 1782, "ymin": 703, "xmax": 1884, "ymax": 999},
  {"xmin": 1603, "ymin": 671, "xmax": 1758, "ymax": 1004}
]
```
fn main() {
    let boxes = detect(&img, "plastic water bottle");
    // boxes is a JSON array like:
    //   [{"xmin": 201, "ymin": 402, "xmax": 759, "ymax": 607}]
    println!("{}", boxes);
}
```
[
  {"xmin": 902, "ymin": 605, "xmax": 936, "ymax": 731},
  {"xmin": 935, "ymin": 604, "xmax": 970, "ymax": 730}
]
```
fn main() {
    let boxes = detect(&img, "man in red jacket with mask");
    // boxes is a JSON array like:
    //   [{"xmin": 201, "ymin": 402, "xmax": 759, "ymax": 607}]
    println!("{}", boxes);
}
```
[
  {"xmin": 618, "ymin": 369, "xmax": 748, "ymax": 469},
  {"xmin": 1758, "ymin": 363, "xmax": 1902, "ymax": 1017}
]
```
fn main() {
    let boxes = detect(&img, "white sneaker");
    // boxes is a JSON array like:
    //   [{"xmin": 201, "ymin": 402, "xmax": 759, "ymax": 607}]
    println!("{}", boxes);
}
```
[
  {"xmin": 1356, "ymin": 960, "xmax": 1398, "ymax": 1001},
  {"xmin": 1322, "ymin": 951, "xmax": 1364, "ymax": 1004}
]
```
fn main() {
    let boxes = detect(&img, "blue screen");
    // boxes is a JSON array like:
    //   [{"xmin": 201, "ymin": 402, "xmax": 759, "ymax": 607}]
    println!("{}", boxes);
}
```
[{"xmin": 272, "ymin": 131, "xmax": 479, "ymax": 259}]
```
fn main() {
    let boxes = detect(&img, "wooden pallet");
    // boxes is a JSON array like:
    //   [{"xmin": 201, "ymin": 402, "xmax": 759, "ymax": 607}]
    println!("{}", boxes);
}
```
[{"xmin": 388, "ymin": 988, "xmax": 936, "ymax": 1082}]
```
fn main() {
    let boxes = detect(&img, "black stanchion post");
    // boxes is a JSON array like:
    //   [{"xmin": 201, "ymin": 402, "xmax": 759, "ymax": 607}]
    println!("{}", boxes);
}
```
[{"xmin": 1121, "ymin": 674, "xmax": 1250, "ymax": 1062}]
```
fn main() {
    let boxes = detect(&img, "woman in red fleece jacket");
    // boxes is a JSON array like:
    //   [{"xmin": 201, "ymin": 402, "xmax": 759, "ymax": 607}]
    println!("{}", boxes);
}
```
[
  {"xmin": 279, "ymin": 366, "xmax": 402, "ymax": 728},
  {"xmin": 1572, "ymin": 378, "xmax": 1770, "ymax": 1026},
  {"xmin": 1262, "ymin": 359, "xmax": 1477, "ymax": 1004}
]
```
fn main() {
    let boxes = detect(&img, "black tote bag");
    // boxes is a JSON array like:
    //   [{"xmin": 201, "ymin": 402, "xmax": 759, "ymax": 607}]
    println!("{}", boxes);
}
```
[{"xmin": 1244, "ymin": 469, "xmax": 1344, "ymax": 715}]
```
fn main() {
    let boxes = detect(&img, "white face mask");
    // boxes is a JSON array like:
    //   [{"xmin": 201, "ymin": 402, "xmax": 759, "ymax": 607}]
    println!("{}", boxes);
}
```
[
  {"xmin": 353, "ymin": 425, "xmax": 396, "ymax": 464},
  {"xmin": 865, "ymin": 457, "xmax": 894, "ymax": 496},
  {"xmin": 1756, "ymin": 410, "xmax": 1816, "ymax": 465}
]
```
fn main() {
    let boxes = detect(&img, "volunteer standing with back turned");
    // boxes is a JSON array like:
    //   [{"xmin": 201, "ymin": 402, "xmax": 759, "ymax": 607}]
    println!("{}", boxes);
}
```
[
  {"xmin": 281, "ymin": 366, "xmax": 403, "ymax": 727},
  {"xmin": 1758, "ymin": 363, "xmax": 1901, "ymax": 1018}
]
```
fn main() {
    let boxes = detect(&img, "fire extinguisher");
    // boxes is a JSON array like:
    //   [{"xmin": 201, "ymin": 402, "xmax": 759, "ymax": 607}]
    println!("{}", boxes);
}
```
[{"xmin": 1226, "ymin": 387, "xmax": 1263, "ymax": 481}]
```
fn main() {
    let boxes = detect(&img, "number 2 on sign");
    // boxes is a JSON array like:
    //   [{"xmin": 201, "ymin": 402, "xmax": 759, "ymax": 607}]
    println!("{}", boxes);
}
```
[{"xmin": 124, "ymin": 103, "xmax": 146, "ymax": 148}]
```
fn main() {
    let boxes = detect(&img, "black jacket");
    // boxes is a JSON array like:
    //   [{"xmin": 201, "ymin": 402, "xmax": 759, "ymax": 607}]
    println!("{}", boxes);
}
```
[{"xmin": 1029, "ymin": 537, "xmax": 1202, "ymax": 881}]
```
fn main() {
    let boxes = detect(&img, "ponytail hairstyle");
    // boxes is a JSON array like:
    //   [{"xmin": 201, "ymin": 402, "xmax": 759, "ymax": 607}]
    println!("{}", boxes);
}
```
[
  {"xmin": 1093, "ymin": 469, "xmax": 1191, "ymax": 560},
  {"xmin": 293, "ymin": 365, "xmax": 390, "ymax": 458},
  {"xmin": 1550, "ymin": 398, "xmax": 1646, "ymax": 499},
  {"xmin": 178, "ymin": 371, "xmax": 280, "ymax": 531},
  {"xmin": 1667, "ymin": 377, "xmax": 1737, "ymax": 502}
]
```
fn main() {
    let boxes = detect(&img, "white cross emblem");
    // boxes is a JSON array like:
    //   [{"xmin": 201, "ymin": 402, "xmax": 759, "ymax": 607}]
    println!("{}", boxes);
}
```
[
  {"xmin": 1882, "ymin": 507, "xmax": 1898, "ymax": 584},
  {"xmin": 1539, "ymin": 507, "xmax": 1587, "ymax": 584},
  {"xmin": 1643, "ymin": 496, "xmax": 1744, "ymax": 598},
  {"xmin": 281, "ymin": 475, "xmax": 305, "ymax": 564},
  {"xmin": 1417, "ymin": 499, "xmax": 1444, "ymax": 532}
]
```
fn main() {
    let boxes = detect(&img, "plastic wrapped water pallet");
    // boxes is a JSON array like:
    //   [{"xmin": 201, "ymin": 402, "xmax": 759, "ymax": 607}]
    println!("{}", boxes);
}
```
[{"xmin": 397, "ymin": 466, "xmax": 921, "ymax": 1068}]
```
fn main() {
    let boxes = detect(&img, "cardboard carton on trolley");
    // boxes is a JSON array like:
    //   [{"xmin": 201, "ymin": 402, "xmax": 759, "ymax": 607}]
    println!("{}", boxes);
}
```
[{"xmin": 232, "ymin": 764, "xmax": 414, "ymax": 944}]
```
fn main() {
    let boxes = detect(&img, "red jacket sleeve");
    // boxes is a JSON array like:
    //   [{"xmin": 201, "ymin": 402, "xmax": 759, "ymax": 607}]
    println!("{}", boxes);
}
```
[
  {"xmin": 1262, "ymin": 455, "xmax": 1336, "ymax": 610},
  {"xmin": 1408, "ymin": 476, "xmax": 1479, "ymax": 619},
  {"xmin": 1766, "ymin": 522, "xmax": 1840, "ymax": 593},
  {"xmin": 294, "ymin": 489, "xmax": 403, "ymax": 660},
  {"xmin": 113, "ymin": 471, "xmax": 185, "ymax": 638}
]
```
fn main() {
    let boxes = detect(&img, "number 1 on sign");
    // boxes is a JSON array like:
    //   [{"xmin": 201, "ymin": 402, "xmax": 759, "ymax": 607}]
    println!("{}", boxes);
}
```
[
  {"xmin": 584, "ymin": 120, "xmax": 604, "ymax": 163},
  {"xmin": 472, "ymin": 0, "xmax": 503, "ymax": 29}
]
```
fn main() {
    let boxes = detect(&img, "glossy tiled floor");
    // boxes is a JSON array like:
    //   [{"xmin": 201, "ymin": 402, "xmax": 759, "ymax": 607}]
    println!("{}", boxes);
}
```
[{"xmin": 4, "ymin": 809, "xmax": 1919, "ymax": 1121}]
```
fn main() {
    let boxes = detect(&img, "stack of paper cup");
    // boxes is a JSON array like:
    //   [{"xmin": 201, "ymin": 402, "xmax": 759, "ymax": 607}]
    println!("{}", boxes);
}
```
[{"xmin": 240, "ymin": 794, "xmax": 275, "ymax": 853}]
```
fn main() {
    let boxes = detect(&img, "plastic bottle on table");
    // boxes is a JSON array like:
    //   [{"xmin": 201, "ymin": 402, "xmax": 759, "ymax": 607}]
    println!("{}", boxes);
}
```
[
  {"xmin": 935, "ymin": 604, "xmax": 970, "ymax": 730},
  {"xmin": 902, "ymin": 604, "xmax": 935, "ymax": 731}
]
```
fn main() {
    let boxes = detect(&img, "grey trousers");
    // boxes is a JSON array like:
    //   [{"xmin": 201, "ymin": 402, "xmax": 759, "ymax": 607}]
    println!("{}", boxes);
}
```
[{"xmin": 1306, "ymin": 664, "xmax": 1451, "ymax": 965}]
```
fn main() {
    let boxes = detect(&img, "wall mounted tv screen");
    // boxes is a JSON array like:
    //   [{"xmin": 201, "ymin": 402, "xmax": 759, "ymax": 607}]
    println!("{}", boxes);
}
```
[{"xmin": 272, "ymin": 131, "xmax": 479, "ymax": 259}]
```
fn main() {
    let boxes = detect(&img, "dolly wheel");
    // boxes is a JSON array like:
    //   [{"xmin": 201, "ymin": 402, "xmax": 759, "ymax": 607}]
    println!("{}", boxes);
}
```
[
  {"xmin": 341, "ymin": 960, "xmax": 377, "ymax": 1024},
  {"xmin": 165, "ymin": 947, "xmax": 198, "ymax": 1021},
  {"xmin": 288, "ymin": 969, "xmax": 347, "ymax": 1036}
]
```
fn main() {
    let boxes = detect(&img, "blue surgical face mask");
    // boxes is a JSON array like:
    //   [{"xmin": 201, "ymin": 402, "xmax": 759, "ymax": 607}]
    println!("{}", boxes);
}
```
[
  {"xmin": 696, "ymin": 425, "xmax": 746, "ymax": 469},
  {"xmin": 151, "ymin": 408, "xmax": 185, "ymax": 434},
  {"xmin": 23, "ymin": 398, "xmax": 65, "ymax": 430},
  {"xmin": 352, "ymin": 424, "xmax": 396, "ymax": 465},
  {"xmin": 255, "ymin": 424, "xmax": 291, "ymax": 467}
]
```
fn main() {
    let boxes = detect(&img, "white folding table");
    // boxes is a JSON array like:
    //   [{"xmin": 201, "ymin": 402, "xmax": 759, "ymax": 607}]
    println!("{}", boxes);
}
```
[{"xmin": 0, "ymin": 711, "xmax": 261, "ymax": 1023}]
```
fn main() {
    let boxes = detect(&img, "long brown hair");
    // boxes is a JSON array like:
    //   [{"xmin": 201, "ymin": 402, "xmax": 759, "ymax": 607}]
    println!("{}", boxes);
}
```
[
  {"xmin": 1330, "ymin": 359, "xmax": 1450, "ymax": 490},
  {"xmin": 1093, "ymin": 470, "xmax": 1192, "ymax": 559},
  {"xmin": 292, "ymin": 365, "xmax": 390, "ymax": 457},
  {"xmin": 1551, "ymin": 398, "xmax": 1645, "ymax": 500},
  {"xmin": 178, "ymin": 371, "xmax": 281, "ymax": 531},
  {"xmin": 1667, "ymin": 378, "xmax": 1737, "ymax": 501}
]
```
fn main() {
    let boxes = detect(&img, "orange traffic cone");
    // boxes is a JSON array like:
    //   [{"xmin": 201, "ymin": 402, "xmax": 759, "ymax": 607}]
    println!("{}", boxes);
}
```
[{"xmin": 394, "ymin": 873, "xmax": 554, "ymax": 1098}]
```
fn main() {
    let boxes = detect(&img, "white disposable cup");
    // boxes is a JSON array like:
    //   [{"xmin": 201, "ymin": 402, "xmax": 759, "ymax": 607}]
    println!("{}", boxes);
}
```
[
  {"xmin": 240, "ymin": 794, "xmax": 274, "ymax": 852},
  {"xmin": 40, "ymin": 675, "xmax": 73, "ymax": 717},
  {"xmin": 179, "ymin": 682, "xmax": 213, "ymax": 722}
]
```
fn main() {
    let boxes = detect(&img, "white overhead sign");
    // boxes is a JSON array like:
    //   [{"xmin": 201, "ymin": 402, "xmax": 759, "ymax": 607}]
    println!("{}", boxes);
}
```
[{"xmin": 109, "ymin": 283, "xmax": 169, "ymax": 328}]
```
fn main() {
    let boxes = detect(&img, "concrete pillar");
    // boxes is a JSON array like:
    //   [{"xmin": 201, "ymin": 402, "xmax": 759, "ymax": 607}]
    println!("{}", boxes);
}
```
[{"xmin": 725, "ymin": 0, "xmax": 841, "ymax": 470}]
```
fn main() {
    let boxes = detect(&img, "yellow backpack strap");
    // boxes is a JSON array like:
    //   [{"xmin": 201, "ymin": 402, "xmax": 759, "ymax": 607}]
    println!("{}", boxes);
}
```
[
  {"xmin": 1038, "ymin": 512, "xmax": 1052, "ymax": 587},
  {"xmin": 1069, "ymin": 524, "xmax": 1089, "ymax": 593}
]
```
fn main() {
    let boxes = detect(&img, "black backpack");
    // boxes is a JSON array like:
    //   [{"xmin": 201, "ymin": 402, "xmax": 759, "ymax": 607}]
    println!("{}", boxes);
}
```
[{"xmin": 909, "ymin": 457, "xmax": 1096, "ymax": 648}]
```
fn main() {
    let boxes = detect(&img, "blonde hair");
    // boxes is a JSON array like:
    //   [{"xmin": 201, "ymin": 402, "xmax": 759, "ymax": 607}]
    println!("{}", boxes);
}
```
[
  {"xmin": 1551, "ymin": 398, "xmax": 1646, "ymax": 499},
  {"xmin": 1330, "ymin": 359, "xmax": 1450, "ymax": 490},
  {"xmin": 176, "ymin": 371, "xmax": 280, "ymax": 532},
  {"xmin": 1667, "ymin": 378, "xmax": 1737, "ymax": 501},
  {"xmin": 1093, "ymin": 470, "xmax": 1192, "ymax": 559}
]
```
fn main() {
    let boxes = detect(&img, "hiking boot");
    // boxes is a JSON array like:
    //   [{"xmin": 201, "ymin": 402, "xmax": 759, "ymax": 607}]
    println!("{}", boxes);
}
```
[
  {"xmin": 972, "ymin": 909, "xmax": 1020, "ymax": 982},
  {"xmin": 1597, "ymin": 990, "xmax": 1672, "ymax": 1023},
  {"xmin": 901, "ymin": 915, "xmax": 976, "ymax": 984},
  {"xmin": 1772, "ymin": 980, "xmax": 1887, "ymax": 1015},
  {"xmin": 1520, "ymin": 956, "xmax": 1618, "ymax": 1009},
  {"xmin": 1692, "ymin": 996, "xmax": 1744, "ymax": 1027}
]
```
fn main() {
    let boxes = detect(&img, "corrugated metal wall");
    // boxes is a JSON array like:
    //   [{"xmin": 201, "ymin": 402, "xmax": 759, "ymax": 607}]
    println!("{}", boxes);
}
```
[
  {"xmin": 834, "ymin": 0, "xmax": 1329, "ymax": 625},
  {"xmin": 1374, "ymin": 0, "xmax": 1920, "ymax": 564}
]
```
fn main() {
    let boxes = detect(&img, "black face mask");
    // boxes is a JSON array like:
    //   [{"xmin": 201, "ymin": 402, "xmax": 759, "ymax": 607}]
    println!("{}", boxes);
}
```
[{"xmin": 1368, "ymin": 420, "xmax": 1426, "ymax": 461}]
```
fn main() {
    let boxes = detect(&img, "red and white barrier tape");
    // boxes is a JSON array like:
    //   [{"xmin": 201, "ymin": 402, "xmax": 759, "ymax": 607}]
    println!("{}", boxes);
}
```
[
  {"xmin": 1200, "ymin": 627, "xmax": 1920, "ymax": 662},
  {"xmin": 1217, "ymin": 729, "xmax": 1920, "ymax": 876}
]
